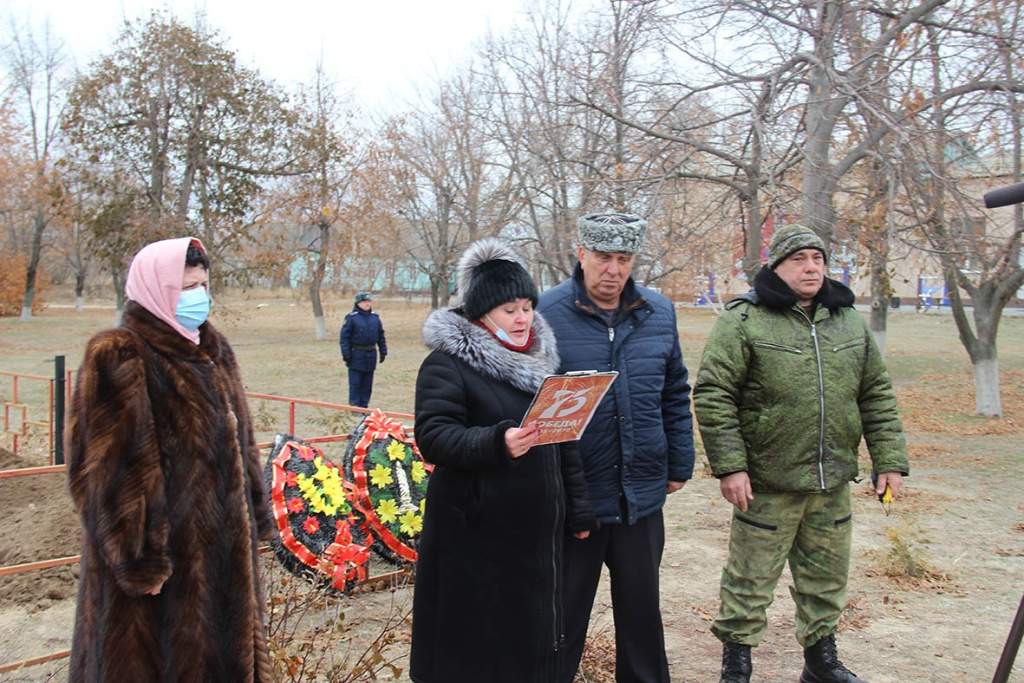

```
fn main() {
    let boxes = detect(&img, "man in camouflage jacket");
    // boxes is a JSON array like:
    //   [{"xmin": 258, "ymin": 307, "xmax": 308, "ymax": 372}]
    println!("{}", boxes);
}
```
[{"xmin": 694, "ymin": 224, "xmax": 909, "ymax": 683}]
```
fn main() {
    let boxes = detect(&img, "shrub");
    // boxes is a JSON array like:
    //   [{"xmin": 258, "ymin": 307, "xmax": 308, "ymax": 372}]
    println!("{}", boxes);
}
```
[{"xmin": 0, "ymin": 251, "xmax": 47, "ymax": 317}]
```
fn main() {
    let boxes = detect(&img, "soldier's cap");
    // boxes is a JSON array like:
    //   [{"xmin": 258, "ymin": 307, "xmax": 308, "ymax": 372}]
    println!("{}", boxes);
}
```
[
  {"xmin": 577, "ymin": 212, "xmax": 646, "ymax": 254},
  {"xmin": 354, "ymin": 291, "xmax": 374, "ymax": 303},
  {"xmin": 766, "ymin": 224, "xmax": 828, "ymax": 269}
]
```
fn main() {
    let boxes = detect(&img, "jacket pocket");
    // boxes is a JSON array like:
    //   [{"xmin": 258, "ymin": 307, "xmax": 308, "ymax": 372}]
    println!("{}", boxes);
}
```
[
  {"xmin": 752, "ymin": 340, "xmax": 803, "ymax": 355},
  {"xmin": 735, "ymin": 514, "xmax": 778, "ymax": 531},
  {"xmin": 831, "ymin": 338, "xmax": 863, "ymax": 353}
]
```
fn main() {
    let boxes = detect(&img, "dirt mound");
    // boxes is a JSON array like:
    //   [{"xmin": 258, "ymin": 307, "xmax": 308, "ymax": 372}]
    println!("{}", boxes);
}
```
[{"xmin": 0, "ymin": 447, "xmax": 81, "ymax": 611}]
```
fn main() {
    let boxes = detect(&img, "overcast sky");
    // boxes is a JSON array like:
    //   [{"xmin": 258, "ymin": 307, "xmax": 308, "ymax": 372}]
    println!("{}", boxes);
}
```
[{"xmin": 1, "ymin": 0, "xmax": 543, "ymax": 112}]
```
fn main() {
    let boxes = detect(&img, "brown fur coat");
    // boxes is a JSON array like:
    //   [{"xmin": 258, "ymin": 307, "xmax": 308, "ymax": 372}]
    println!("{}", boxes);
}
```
[{"xmin": 67, "ymin": 302, "xmax": 273, "ymax": 682}]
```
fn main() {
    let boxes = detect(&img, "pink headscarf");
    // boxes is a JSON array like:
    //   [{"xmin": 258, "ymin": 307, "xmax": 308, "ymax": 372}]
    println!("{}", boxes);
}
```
[{"xmin": 125, "ymin": 237, "xmax": 208, "ymax": 345}]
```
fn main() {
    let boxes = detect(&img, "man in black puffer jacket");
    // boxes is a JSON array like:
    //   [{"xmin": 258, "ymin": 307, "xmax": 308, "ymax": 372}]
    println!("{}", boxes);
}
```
[{"xmin": 539, "ymin": 212, "xmax": 696, "ymax": 683}]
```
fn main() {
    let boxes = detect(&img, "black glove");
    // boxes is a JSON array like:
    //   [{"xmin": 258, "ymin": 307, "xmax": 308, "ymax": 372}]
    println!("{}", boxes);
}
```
[
  {"xmin": 343, "ymin": 356, "xmax": 351, "ymax": 365},
  {"xmin": 379, "ymin": 353, "xmax": 386, "ymax": 364}
]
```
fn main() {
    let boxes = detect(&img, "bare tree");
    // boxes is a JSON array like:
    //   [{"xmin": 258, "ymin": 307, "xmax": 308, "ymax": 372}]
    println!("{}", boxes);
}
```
[
  {"xmin": 384, "ymin": 69, "xmax": 521, "ymax": 307},
  {"xmin": 2, "ymin": 17, "xmax": 65, "ymax": 320},
  {"xmin": 897, "ymin": 11, "xmax": 1024, "ymax": 416},
  {"xmin": 288, "ymin": 62, "xmax": 362, "ymax": 340}
]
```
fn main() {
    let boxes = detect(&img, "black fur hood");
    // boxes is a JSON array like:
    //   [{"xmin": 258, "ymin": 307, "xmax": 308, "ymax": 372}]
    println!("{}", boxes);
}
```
[{"xmin": 421, "ymin": 307, "xmax": 559, "ymax": 393}]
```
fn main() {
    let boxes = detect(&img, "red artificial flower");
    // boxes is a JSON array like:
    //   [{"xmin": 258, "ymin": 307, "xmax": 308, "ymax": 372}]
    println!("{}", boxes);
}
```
[
  {"xmin": 287, "ymin": 497, "xmax": 305, "ymax": 514},
  {"xmin": 284, "ymin": 471, "xmax": 299, "ymax": 488},
  {"xmin": 303, "ymin": 516, "xmax": 320, "ymax": 534}
]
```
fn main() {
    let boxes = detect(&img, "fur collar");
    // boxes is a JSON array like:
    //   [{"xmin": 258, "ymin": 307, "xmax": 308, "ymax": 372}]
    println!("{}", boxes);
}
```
[
  {"xmin": 122, "ymin": 300, "xmax": 227, "ymax": 363},
  {"xmin": 422, "ymin": 308, "xmax": 560, "ymax": 393},
  {"xmin": 752, "ymin": 266, "xmax": 855, "ymax": 312}
]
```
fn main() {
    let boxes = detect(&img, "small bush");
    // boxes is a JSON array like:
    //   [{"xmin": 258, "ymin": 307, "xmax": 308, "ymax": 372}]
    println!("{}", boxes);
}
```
[
  {"xmin": 263, "ymin": 558, "xmax": 412, "ymax": 681},
  {"xmin": 310, "ymin": 408, "xmax": 360, "ymax": 436},
  {"xmin": 882, "ymin": 527, "xmax": 929, "ymax": 579},
  {"xmin": 0, "ymin": 250, "xmax": 47, "ymax": 317}
]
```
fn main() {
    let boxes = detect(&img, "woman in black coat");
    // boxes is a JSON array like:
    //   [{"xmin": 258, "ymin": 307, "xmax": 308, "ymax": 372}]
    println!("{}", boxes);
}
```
[{"xmin": 411, "ymin": 238, "xmax": 595, "ymax": 683}]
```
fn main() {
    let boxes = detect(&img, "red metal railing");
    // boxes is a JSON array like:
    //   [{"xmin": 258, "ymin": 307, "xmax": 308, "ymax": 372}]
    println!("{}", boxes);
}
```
[
  {"xmin": 0, "ymin": 420, "xmax": 414, "ymax": 675},
  {"xmin": 0, "ymin": 365, "xmax": 413, "ymax": 467},
  {"xmin": 245, "ymin": 392, "xmax": 413, "ymax": 435},
  {"xmin": 0, "ymin": 369, "xmax": 71, "ymax": 463}
]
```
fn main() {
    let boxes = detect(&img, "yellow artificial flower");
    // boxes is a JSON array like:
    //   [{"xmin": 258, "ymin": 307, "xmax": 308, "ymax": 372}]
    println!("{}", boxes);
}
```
[
  {"xmin": 297, "ymin": 474, "xmax": 316, "ymax": 493},
  {"xmin": 296, "ymin": 463, "xmax": 348, "ymax": 517},
  {"xmin": 399, "ymin": 510, "xmax": 423, "ymax": 537},
  {"xmin": 369, "ymin": 463, "xmax": 393, "ymax": 488},
  {"xmin": 419, "ymin": 498, "xmax": 426, "ymax": 514},
  {"xmin": 386, "ymin": 440, "xmax": 408, "ymax": 463},
  {"xmin": 411, "ymin": 460, "xmax": 427, "ymax": 484},
  {"xmin": 309, "ymin": 493, "xmax": 336, "ymax": 516},
  {"xmin": 376, "ymin": 498, "xmax": 400, "ymax": 524},
  {"xmin": 313, "ymin": 457, "xmax": 329, "ymax": 480},
  {"xmin": 322, "ymin": 479, "xmax": 345, "ymax": 508}
]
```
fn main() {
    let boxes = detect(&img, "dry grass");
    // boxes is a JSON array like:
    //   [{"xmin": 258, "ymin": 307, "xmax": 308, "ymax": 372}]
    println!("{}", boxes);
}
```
[
  {"xmin": 897, "ymin": 371, "xmax": 1024, "ymax": 436},
  {"xmin": 862, "ymin": 525, "xmax": 963, "ymax": 594},
  {"xmin": 856, "ymin": 484, "xmax": 954, "ymax": 516},
  {"xmin": 905, "ymin": 443, "xmax": 954, "ymax": 460},
  {"xmin": 575, "ymin": 627, "xmax": 617, "ymax": 683},
  {"xmin": 837, "ymin": 595, "xmax": 871, "ymax": 632}
]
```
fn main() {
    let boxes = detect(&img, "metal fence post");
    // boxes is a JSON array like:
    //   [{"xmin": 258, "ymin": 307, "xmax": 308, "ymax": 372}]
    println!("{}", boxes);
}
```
[
  {"xmin": 54, "ymin": 355, "xmax": 65, "ymax": 466},
  {"xmin": 993, "ymin": 594, "xmax": 1024, "ymax": 683}
]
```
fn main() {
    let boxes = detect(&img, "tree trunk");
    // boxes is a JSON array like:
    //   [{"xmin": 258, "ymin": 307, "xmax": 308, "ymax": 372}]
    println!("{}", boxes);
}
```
[
  {"xmin": 972, "ymin": 354, "xmax": 1001, "ymax": 417},
  {"xmin": 968, "ymin": 289, "xmax": 1005, "ymax": 417},
  {"xmin": 75, "ymin": 272, "xmax": 86, "ymax": 312},
  {"xmin": 743, "ymin": 184, "xmax": 762, "ymax": 281},
  {"xmin": 429, "ymin": 272, "xmax": 442, "ymax": 309},
  {"xmin": 309, "ymin": 223, "xmax": 330, "ymax": 341},
  {"xmin": 19, "ymin": 210, "xmax": 47, "ymax": 321},
  {"xmin": 868, "ymin": 191, "xmax": 892, "ymax": 356},
  {"xmin": 112, "ymin": 270, "xmax": 126, "ymax": 326},
  {"xmin": 437, "ymin": 266, "xmax": 452, "ymax": 308},
  {"xmin": 868, "ymin": 255, "xmax": 889, "ymax": 355},
  {"xmin": 800, "ymin": 8, "xmax": 844, "ymax": 247}
]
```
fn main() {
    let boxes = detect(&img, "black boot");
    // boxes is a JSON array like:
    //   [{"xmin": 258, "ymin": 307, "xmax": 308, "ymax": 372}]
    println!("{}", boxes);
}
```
[
  {"xmin": 720, "ymin": 641, "xmax": 752, "ymax": 683},
  {"xmin": 799, "ymin": 634, "xmax": 866, "ymax": 683}
]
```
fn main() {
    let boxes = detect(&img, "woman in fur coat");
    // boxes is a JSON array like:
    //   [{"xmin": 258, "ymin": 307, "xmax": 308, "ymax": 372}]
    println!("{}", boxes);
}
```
[
  {"xmin": 67, "ymin": 237, "xmax": 273, "ymax": 682},
  {"xmin": 410, "ymin": 238, "xmax": 596, "ymax": 683}
]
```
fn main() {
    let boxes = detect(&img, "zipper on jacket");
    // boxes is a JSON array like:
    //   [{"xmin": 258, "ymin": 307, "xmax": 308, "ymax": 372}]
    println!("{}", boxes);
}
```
[
  {"xmin": 752, "ymin": 340, "xmax": 803, "ymax": 354},
  {"xmin": 608, "ymin": 327, "xmax": 615, "ymax": 343},
  {"xmin": 809, "ymin": 323, "xmax": 826, "ymax": 490},
  {"xmin": 551, "ymin": 456, "xmax": 563, "ymax": 652}
]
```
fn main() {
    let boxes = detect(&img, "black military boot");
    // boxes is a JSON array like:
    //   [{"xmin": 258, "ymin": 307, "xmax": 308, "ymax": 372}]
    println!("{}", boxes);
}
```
[
  {"xmin": 800, "ymin": 634, "xmax": 867, "ymax": 683},
  {"xmin": 720, "ymin": 641, "xmax": 752, "ymax": 683}
]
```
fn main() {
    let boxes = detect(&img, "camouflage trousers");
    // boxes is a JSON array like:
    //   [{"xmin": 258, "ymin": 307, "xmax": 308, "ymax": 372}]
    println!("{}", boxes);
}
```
[{"xmin": 711, "ymin": 485, "xmax": 852, "ymax": 648}]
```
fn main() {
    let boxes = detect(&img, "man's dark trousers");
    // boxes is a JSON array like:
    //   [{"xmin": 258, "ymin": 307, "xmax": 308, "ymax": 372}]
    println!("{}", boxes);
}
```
[
  {"xmin": 347, "ymin": 369, "xmax": 374, "ymax": 407},
  {"xmin": 559, "ymin": 510, "xmax": 669, "ymax": 683}
]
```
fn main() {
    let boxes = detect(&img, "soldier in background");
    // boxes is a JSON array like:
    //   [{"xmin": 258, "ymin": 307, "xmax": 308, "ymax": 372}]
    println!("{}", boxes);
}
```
[
  {"xmin": 694, "ymin": 224, "xmax": 909, "ymax": 683},
  {"xmin": 340, "ymin": 291, "xmax": 387, "ymax": 407}
]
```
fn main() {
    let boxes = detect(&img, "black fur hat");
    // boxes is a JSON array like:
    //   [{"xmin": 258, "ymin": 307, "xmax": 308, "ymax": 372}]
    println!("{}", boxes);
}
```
[{"xmin": 456, "ymin": 238, "xmax": 538, "ymax": 320}]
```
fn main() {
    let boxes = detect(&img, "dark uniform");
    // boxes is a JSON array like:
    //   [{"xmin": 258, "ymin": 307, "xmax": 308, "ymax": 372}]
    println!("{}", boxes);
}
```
[{"xmin": 339, "ymin": 300, "xmax": 387, "ymax": 407}]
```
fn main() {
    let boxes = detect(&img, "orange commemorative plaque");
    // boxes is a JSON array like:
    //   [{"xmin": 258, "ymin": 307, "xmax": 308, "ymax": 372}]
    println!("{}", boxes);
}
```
[{"xmin": 519, "ymin": 371, "xmax": 618, "ymax": 445}]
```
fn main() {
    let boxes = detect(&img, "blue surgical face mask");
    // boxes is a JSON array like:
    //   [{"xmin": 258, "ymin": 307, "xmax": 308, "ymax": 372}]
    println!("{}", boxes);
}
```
[
  {"xmin": 484, "ymin": 314, "xmax": 514, "ymax": 344},
  {"xmin": 176, "ymin": 287, "xmax": 211, "ymax": 331}
]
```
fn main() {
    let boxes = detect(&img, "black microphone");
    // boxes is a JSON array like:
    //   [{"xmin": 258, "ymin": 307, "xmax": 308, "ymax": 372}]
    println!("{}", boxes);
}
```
[{"xmin": 983, "ymin": 181, "xmax": 1024, "ymax": 209}]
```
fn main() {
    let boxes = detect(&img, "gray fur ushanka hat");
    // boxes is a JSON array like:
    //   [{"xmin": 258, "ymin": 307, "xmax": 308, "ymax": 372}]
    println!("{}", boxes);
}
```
[
  {"xmin": 456, "ymin": 238, "xmax": 538, "ymax": 320},
  {"xmin": 577, "ymin": 212, "xmax": 646, "ymax": 253}
]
